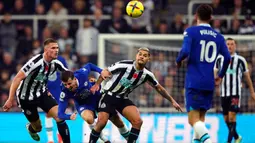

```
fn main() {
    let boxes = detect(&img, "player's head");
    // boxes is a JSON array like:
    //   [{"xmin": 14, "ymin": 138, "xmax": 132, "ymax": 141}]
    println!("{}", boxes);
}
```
[
  {"xmin": 136, "ymin": 47, "xmax": 150, "ymax": 66},
  {"xmin": 61, "ymin": 70, "xmax": 78, "ymax": 91},
  {"xmin": 43, "ymin": 38, "xmax": 59, "ymax": 60},
  {"xmin": 195, "ymin": 4, "xmax": 213, "ymax": 23},
  {"xmin": 226, "ymin": 37, "xmax": 236, "ymax": 55}
]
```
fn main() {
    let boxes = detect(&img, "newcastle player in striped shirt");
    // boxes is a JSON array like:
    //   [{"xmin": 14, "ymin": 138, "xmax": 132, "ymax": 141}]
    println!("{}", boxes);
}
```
[
  {"xmin": 2, "ymin": 38, "xmax": 71, "ymax": 143},
  {"xmin": 89, "ymin": 47, "xmax": 182, "ymax": 143},
  {"xmin": 214, "ymin": 38, "xmax": 255, "ymax": 143}
]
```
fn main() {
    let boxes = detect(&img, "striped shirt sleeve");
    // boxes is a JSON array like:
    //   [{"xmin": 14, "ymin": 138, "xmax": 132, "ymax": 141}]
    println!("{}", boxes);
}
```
[
  {"xmin": 214, "ymin": 55, "xmax": 222, "ymax": 70},
  {"xmin": 146, "ymin": 70, "xmax": 159, "ymax": 86},
  {"xmin": 21, "ymin": 54, "xmax": 42, "ymax": 76},
  {"xmin": 240, "ymin": 57, "xmax": 249, "ymax": 73},
  {"xmin": 108, "ymin": 60, "xmax": 133, "ymax": 74},
  {"xmin": 55, "ymin": 59, "xmax": 68, "ymax": 72}
]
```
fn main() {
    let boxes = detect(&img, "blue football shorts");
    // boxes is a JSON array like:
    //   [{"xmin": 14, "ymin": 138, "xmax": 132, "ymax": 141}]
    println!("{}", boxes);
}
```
[{"xmin": 185, "ymin": 88, "xmax": 214, "ymax": 112}]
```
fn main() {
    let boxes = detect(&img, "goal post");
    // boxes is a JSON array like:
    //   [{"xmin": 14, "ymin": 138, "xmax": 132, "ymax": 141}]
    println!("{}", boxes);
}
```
[{"xmin": 98, "ymin": 34, "xmax": 255, "ymax": 113}]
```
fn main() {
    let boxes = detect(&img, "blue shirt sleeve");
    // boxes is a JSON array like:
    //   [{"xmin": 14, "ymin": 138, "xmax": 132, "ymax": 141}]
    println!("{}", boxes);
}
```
[
  {"xmin": 58, "ymin": 56, "xmax": 68, "ymax": 68},
  {"xmin": 58, "ymin": 92, "xmax": 71, "ymax": 120},
  {"xmin": 83, "ymin": 63, "xmax": 102, "ymax": 74},
  {"xmin": 176, "ymin": 30, "xmax": 192, "ymax": 63},
  {"xmin": 218, "ymin": 37, "xmax": 231, "ymax": 78}
]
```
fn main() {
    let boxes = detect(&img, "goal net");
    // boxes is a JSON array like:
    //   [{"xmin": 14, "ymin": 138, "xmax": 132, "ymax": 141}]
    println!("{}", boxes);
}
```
[{"xmin": 98, "ymin": 34, "xmax": 255, "ymax": 113}]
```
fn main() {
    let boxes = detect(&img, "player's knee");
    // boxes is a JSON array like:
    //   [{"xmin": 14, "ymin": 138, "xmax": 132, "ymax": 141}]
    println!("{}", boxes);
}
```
[
  {"xmin": 130, "ymin": 118, "xmax": 143, "ymax": 128},
  {"xmin": 97, "ymin": 116, "xmax": 108, "ymax": 128},
  {"xmin": 98, "ymin": 117, "xmax": 107, "ymax": 125},
  {"xmin": 84, "ymin": 116, "xmax": 94, "ymax": 124},
  {"xmin": 81, "ymin": 110, "xmax": 95, "ymax": 124},
  {"xmin": 228, "ymin": 116, "xmax": 236, "ymax": 122}
]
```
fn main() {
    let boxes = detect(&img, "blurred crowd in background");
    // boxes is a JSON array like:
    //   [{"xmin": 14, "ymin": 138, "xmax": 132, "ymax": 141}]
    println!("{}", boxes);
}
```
[{"xmin": 0, "ymin": 0, "xmax": 255, "ymax": 112}]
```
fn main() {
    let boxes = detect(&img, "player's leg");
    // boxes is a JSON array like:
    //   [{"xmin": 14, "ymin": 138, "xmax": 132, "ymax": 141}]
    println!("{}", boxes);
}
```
[
  {"xmin": 228, "ymin": 96, "xmax": 242, "ymax": 143},
  {"xmin": 45, "ymin": 114, "xmax": 54, "ymax": 143},
  {"xmin": 221, "ymin": 97, "xmax": 232, "ymax": 143},
  {"xmin": 89, "ymin": 94, "xmax": 114, "ymax": 143},
  {"xmin": 39, "ymin": 94, "xmax": 70, "ymax": 143},
  {"xmin": 118, "ymin": 99, "xmax": 142, "ymax": 143},
  {"xmin": 21, "ymin": 103, "xmax": 41, "ymax": 141},
  {"xmin": 186, "ymin": 88, "xmax": 212, "ymax": 143},
  {"xmin": 79, "ymin": 108, "xmax": 110, "ymax": 143},
  {"xmin": 89, "ymin": 111, "xmax": 110, "ymax": 143},
  {"xmin": 109, "ymin": 111, "xmax": 130, "ymax": 140},
  {"xmin": 189, "ymin": 110, "xmax": 211, "ymax": 143},
  {"xmin": 45, "ymin": 115, "xmax": 62, "ymax": 143},
  {"xmin": 191, "ymin": 110, "xmax": 207, "ymax": 143},
  {"xmin": 47, "ymin": 105, "xmax": 70, "ymax": 143}
]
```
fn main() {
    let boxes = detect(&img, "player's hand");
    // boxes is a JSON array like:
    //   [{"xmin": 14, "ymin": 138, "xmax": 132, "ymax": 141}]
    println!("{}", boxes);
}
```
[
  {"xmin": 101, "ymin": 69, "xmax": 111, "ymax": 80},
  {"xmin": 175, "ymin": 62, "xmax": 182, "ymax": 68},
  {"xmin": 3, "ymin": 99, "xmax": 13, "ymax": 112},
  {"xmin": 215, "ymin": 76, "xmax": 222, "ymax": 86},
  {"xmin": 70, "ymin": 112, "xmax": 77, "ymax": 120},
  {"xmin": 172, "ymin": 101, "xmax": 183, "ymax": 112},
  {"xmin": 90, "ymin": 84, "xmax": 100, "ymax": 94}
]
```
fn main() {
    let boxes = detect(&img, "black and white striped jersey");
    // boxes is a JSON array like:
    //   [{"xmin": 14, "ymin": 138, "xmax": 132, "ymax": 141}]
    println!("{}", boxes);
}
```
[
  {"xmin": 103, "ymin": 60, "xmax": 159, "ymax": 99},
  {"xmin": 17, "ymin": 54, "xmax": 68, "ymax": 101},
  {"xmin": 214, "ymin": 53, "xmax": 248, "ymax": 97}
]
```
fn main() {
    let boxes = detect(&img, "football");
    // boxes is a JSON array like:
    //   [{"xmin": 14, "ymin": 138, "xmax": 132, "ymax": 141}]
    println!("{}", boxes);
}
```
[{"xmin": 126, "ymin": 0, "xmax": 144, "ymax": 18}]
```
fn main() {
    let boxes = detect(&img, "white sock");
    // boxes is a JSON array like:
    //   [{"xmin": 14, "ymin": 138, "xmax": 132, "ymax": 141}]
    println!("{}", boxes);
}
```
[
  {"xmin": 45, "ymin": 117, "xmax": 54, "ymax": 142},
  {"xmin": 193, "ymin": 129, "xmax": 200, "ymax": 139},
  {"xmin": 192, "ymin": 130, "xmax": 200, "ymax": 143},
  {"xmin": 118, "ymin": 124, "xmax": 130, "ymax": 140},
  {"xmin": 99, "ymin": 130, "xmax": 109, "ymax": 142},
  {"xmin": 193, "ymin": 121, "xmax": 212, "ymax": 143}
]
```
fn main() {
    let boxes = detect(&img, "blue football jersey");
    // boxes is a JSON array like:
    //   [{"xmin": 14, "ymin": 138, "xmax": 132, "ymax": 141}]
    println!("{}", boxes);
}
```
[
  {"xmin": 58, "ymin": 63, "xmax": 102, "ymax": 120},
  {"xmin": 47, "ymin": 56, "xmax": 68, "ymax": 100},
  {"xmin": 176, "ymin": 24, "xmax": 231, "ymax": 90}
]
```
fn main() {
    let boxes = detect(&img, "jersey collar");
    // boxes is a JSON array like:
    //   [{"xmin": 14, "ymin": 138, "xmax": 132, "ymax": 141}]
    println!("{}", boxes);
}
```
[
  {"xmin": 198, "ymin": 23, "xmax": 211, "ymax": 27},
  {"xmin": 231, "ymin": 53, "xmax": 237, "ymax": 57}
]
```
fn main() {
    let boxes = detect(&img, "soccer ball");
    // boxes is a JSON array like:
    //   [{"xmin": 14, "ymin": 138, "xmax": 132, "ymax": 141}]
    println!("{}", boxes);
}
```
[{"xmin": 126, "ymin": 1, "xmax": 144, "ymax": 18}]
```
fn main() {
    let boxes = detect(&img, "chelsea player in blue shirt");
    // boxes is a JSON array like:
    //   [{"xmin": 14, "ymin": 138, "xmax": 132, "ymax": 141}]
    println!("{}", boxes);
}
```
[
  {"xmin": 176, "ymin": 4, "xmax": 231, "ymax": 143},
  {"xmin": 58, "ymin": 63, "xmax": 130, "ymax": 143}
]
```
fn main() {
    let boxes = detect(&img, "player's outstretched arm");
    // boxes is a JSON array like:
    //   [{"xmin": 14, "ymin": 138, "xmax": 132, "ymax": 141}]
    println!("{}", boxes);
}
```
[
  {"xmin": 58, "ymin": 93, "xmax": 76, "ymax": 120},
  {"xmin": 153, "ymin": 84, "xmax": 183, "ymax": 112},
  {"xmin": 3, "ymin": 70, "xmax": 26, "ymax": 111},
  {"xmin": 83, "ymin": 63, "xmax": 103, "ymax": 74},
  {"xmin": 244, "ymin": 72, "xmax": 255, "ymax": 101},
  {"xmin": 176, "ymin": 29, "xmax": 192, "ymax": 66}
]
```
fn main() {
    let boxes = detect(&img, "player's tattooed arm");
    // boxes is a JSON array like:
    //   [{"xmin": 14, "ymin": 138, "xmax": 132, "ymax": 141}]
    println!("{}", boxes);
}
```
[
  {"xmin": 244, "ymin": 72, "xmax": 255, "ymax": 101},
  {"xmin": 154, "ymin": 84, "xmax": 183, "ymax": 112}
]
